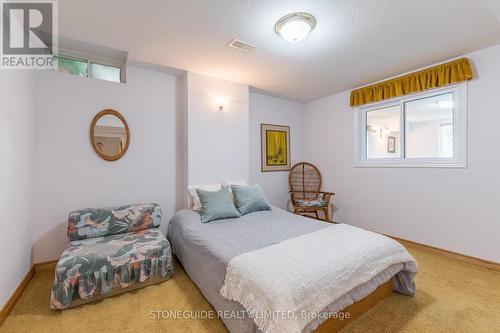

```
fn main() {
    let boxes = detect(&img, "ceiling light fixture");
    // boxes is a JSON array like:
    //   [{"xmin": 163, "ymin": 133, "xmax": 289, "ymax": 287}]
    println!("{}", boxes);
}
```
[{"xmin": 275, "ymin": 12, "xmax": 316, "ymax": 43}]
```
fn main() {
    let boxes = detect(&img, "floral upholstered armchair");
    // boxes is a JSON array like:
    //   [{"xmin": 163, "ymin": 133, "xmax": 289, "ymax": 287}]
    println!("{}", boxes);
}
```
[{"xmin": 50, "ymin": 203, "xmax": 173, "ymax": 309}]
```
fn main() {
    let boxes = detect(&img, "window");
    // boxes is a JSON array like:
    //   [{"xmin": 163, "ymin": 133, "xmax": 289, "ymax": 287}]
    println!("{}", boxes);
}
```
[
  {"xmin": 354, "ymin": 84, "xmax": 467, "ymax": 167},
  {"xmin": 55, "ymin": 54, "xmax": 124, "ymax": 83},
  {"xmin": 90, "ymin": 62, "xmax": 121, "ymax": 82},
  {"xmin": 57, "ymin": 56, "xmax": 88, "ymax": 77}
]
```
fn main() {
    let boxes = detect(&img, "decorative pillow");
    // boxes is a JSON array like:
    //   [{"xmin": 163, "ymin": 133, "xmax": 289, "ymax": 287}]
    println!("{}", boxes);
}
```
[
  {"xmin": 188, "ymin": 184, "xmax": 221, "ymax": 211},
  {"xmin": 222, "ymin": 180, "xmax": 248, "ymax": 203},
  {"xmin": 231, "ymin": 184, "xmax": 271, "ymax": 215},
  {"xmin": 67, "ymin": 203, "xmax": 162, "ymax": 241},
  {"xmin": 196, "ymin": 187, "xmax": 241, "ymax": 223}
]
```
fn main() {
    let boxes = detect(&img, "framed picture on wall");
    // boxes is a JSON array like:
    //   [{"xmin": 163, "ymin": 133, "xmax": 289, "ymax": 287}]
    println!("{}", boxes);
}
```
[
  {"xmin": 387, "ymin": 136, "xmax": 396, "ymax": 153},
  {"xmin": 261, "ymin": 123, "xmax": 291, "ymax": 172}
]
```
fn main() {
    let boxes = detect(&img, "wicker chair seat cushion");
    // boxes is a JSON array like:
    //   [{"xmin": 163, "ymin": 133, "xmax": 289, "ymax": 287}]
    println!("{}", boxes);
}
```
[{"xmin": 295, "ymin": 199, "xmax": 328, "ymax": 208}]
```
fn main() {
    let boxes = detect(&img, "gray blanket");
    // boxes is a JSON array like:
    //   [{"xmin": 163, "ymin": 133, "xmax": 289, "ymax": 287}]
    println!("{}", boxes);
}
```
[{"xmin": 167, "ymin": 207, "xmax": 415, "ymax": 333}]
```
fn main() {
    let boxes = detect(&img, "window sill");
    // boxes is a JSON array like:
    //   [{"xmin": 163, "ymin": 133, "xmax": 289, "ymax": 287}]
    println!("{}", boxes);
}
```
[{"xmin": 353, "ymin": 160, "xmax": 467, "ymax": 169}]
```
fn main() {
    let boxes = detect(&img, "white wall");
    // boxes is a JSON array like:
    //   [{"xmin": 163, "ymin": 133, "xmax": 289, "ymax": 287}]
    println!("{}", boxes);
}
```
[
  {"xmin": 304, "ymin": 44, "xmax": 500, "ymax": 263},
  {"xmin": 249, "ymin": 92, "xmax": 306, "ymax": 209},
  {"xmin": 0, "ymin": 71, "xmax": 35, "ymax": 307},
  {"xmin": 33, "ymin": 66, "xmax": 180, "ymax": 263},
  {"xmin": 185, "ymin": 72, "xmax": 249, "ymax": 187}
]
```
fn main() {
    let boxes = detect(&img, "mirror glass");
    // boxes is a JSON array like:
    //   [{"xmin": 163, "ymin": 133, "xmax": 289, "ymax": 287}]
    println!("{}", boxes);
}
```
[{"xmin": 90, "ymin": 110, "xmax": 129, "ymax": 161}]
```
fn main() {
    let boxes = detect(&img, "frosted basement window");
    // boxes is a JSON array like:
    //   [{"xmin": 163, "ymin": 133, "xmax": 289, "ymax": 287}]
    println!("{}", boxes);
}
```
[
  {"xmin": 90, "ymin": 63, "xmax": 122, "ymax": 83},
  {"xmin": 354, "ymin": 84, "xmax": 467, "ymax": 168}
]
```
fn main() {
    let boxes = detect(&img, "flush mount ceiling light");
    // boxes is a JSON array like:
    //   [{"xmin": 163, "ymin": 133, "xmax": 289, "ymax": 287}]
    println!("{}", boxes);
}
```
[{"xmin": 275, "ymin": 12, "xmax": 316, "ymax": 43}]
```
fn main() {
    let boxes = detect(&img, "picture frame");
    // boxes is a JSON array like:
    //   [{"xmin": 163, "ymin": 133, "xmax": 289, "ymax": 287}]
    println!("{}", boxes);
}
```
[
  {"xmin": 260, "ymin": 123, "xmax": 291, "ymax": 172},
  {"xmin": 387, "ymin": 136, "xmax": 396, "ymax": 153}
]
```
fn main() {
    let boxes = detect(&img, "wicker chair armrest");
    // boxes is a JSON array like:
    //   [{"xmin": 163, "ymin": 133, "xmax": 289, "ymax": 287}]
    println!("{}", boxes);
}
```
[{"xmin": 319, "ymin": 192, "xmax": 335, "ymax": 201}]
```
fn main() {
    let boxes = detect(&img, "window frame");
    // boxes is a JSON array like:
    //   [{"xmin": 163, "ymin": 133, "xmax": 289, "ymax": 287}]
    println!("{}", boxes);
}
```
[
  {"xmin": 56, "ymin": 48, "xmax": 126, "ymax": 83},
  {"xmin": 353, "ymin": 83, "xmax": 467, "ymax": 168}
]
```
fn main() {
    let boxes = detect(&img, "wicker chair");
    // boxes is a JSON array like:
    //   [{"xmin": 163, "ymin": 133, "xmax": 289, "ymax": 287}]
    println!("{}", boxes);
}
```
[{"xmin": 289, "ymin": 162, "xmax": 334, "ymax": 221}]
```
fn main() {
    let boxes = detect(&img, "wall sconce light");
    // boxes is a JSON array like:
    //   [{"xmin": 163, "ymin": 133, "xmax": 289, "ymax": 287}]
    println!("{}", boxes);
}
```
[{"xmin": 214, "ymin": 96, "xmax": 228, "ymax": 111}]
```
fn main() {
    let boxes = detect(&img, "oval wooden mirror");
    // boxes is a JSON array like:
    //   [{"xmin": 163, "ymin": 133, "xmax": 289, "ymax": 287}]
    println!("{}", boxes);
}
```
[{"xmin": 90, "ymin": 109, "xmax": 130, "ymax": 161}]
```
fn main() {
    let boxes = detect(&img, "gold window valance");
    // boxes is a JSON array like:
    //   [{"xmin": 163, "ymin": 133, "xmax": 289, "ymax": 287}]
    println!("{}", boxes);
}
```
[{"xmin": 350, "ymin": 58, "xmax": 473, "ymax": 107}]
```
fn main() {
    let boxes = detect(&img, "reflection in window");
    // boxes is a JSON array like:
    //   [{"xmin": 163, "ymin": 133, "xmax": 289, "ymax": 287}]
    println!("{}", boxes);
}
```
[
  {"xmin": 440, "ymin": 124, "xmax": 453, "ymax": 158},
  {"xmin": 366, "ymin": 105, "xmax": 400, "ymax": 159},
  {"xmin": 405, "ymin": 93, "xmax": 453, "ymax": 159}
]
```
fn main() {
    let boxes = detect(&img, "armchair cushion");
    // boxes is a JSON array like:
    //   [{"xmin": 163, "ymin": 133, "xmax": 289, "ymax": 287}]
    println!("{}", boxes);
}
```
[
  {"xmin": 295, "ymin": 199, "xmax": 329, "ymax": 208},
  {"xmin": 67, "ymin": 203, "xmax": 162, "ymax": 241},
  {"xmin": 50, "ymin": 228, "xmax": 173, "ymax": 309}
]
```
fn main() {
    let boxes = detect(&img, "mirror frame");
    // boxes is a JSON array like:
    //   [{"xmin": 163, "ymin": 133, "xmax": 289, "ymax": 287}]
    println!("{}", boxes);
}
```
[{"xmin": 90, "ymin": 109, "xmax": 130, "ymax": 161}]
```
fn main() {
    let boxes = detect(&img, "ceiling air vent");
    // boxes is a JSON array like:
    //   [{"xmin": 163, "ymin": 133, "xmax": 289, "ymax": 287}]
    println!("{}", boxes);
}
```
[{"xmin": 228, "ymin": 39, "xmax": 256, "ymax": 53}]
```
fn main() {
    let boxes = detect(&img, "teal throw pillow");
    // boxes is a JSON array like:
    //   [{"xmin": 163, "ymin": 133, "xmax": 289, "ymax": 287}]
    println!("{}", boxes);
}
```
[
  {"xmin": 231, "ymin": 184, "xmax": 271, "ymax": 215},
  {"xmin": 196, "ymin": 187, "xmax": 241, "ymax": 223}
]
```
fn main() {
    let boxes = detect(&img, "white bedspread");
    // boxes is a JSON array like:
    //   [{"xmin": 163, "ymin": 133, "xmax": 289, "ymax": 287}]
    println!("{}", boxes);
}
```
[{"xmin": 220, "ymin": 223, "xmax": 417, "ymax": 333}]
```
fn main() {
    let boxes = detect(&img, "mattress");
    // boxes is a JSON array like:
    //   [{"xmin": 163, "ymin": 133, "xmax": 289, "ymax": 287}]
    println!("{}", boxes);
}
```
[{"xmin": 167, "ymin": 207, "xmax": 414, "ymax": 333}]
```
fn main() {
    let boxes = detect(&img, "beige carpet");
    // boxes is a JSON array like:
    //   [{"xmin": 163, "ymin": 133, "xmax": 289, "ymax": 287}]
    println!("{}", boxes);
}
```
[{"xmin": 1, "ymin": 246, "xmax": 499, "ymax": 333}]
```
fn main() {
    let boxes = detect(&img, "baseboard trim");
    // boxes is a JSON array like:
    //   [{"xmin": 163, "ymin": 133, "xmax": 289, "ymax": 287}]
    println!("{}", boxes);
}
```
[
  {"xmin": 34, "ymin": 260, "xmax": 57, "ymax": 273},
  {"xmin": 0, "ymin": 265, "xmax": 34, "ymax": 326},
  {"xmin": 0, "ymin": 260, "xmax": 58, "ymax": 327},
  {"xmin": 387, "ymin": 234, "xmax": 500, "ymax": 272}
]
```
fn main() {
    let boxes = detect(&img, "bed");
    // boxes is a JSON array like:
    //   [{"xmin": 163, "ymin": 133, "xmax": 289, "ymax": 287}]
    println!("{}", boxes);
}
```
[{"xmin": 167, "ymin": 206, "xmax": 416, "ymax": 333}]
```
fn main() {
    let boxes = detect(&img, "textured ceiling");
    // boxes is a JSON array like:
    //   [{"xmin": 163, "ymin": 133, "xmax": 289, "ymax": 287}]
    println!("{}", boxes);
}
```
[{"xmin": 58, "ymin": 0, "xmax": 500, "ymax": 102}]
